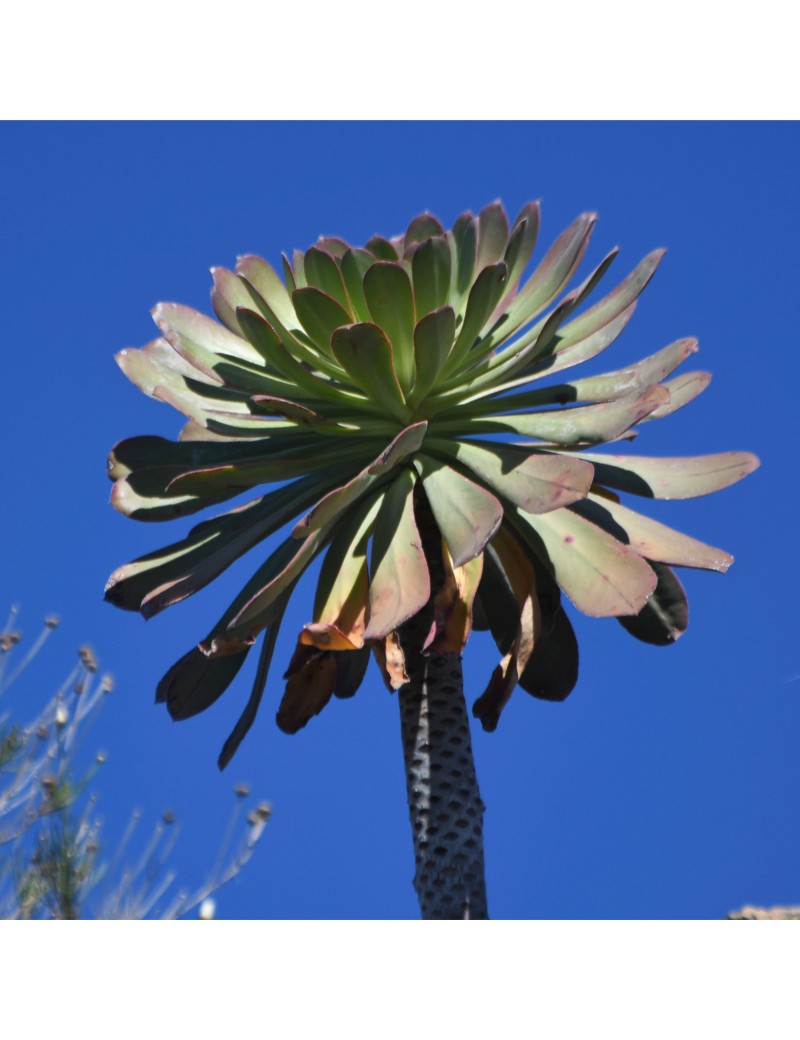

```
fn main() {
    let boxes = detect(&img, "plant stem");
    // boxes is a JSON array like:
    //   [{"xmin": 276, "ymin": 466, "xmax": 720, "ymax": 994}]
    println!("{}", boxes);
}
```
[{"xmin": 395, "ymin": 487, "xmax": 489, "ymax": 920}]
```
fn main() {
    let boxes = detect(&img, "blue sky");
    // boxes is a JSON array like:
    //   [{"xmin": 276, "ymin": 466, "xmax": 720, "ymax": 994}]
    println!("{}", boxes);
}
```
[{"xmin": 2, "ymin": 121, "xmax": 797, "ymax": 920}]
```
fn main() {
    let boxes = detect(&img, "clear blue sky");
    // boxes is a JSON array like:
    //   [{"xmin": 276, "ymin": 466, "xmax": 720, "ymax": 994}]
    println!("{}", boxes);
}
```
[{"xmin": 2, "ymin": 121, "xmax": 797, "ymax": 920}]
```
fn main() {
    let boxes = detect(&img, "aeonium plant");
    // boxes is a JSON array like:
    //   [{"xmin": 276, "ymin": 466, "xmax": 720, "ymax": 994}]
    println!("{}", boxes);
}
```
[{"xmin": 105, "ymin": 201, "xmax": 758, "ymax": 918}]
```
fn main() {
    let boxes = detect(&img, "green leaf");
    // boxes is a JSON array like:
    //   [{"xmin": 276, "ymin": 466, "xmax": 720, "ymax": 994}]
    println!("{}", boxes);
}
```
[
  {"xmin": 449, "ymin": 212, "xmax": 477, "ymax": 307},
  {"xmin": 111, "ymin": 453, "xmax": 243, "ymax": 505},
  {"xmin": 161, "ymin": 569, "xmax": 290, "ymax": 729},
  {"xmin": 302, "ymin": 247, "xmax": 353, "ymax": 314},
  {"xmin": 617, "ymin": 562, "xmax": 688, "ymax": 645},
  {"xmin": 554, "ymin": 249, "xmax": 665, "ymax": 348},
  {"xmin": 110, "ymin": 475, "xmax": 241, "ymax": 522},
  {"xmin": 207, "ymin": 528, "xmax": 330, "ymax": 655},
  {"xmin": 536, "ymin": 338, "xmax": 695, "ymax": 407},
  {"xmin": 365, "ymin": 235, "xmax": 399, "ymax": 261},
  {"xmin": 281, "ymin": 253, "xmax": 296, "ymax": 293},
  {"xmin": 218, "ymin": 619, "xmax": 283, "ymax": 770},
  {"xmin": 109, "ymin": 427, "xmax": 347, "ymax": 498},
  {"xmin": 152, "ymin": 302, "xmax": 263, "ymax": 366},
  {"xmin": 237, "ymin": 273, "xmax": 347, "ymax": 380},
  {"xmin": 105, "ymin": 470, "xmax": 345, "ymax": 616},
  {"xmin": 315, "ymin": 237, "xmax": 351, "ymax": 258},
  {"xmin": 151, "ymin": 384, "xmax": 294, "ymax": 439},
  {"xmin": 575, "ymin": 493, "xmax": 734, "ymax": 572},
  {"xmin": 413, "ymin": 455, "xmax": 503, "ymax": 567},
  {"xmin": 510, "ymin": 506, "xmax": 658, "ymax": 618},
  {"xmin": 330, "ymin": 322, "xmax": 410, "ymax": 421},
  {"xmin": 502, "ymin": 212, "xmax": 596, "ymax": 335},
  {"xmin": 294, "ymin": 422, "xmax": 427, "ymax": 536},
  {"xmin": 364, "ymin": 469, "xmax": 430, "ymax": 639},
  {"xmin": 503, "ymin": 201, "xmax": 540, "ymax": 290},
  {"xmin": 153, "ymin": 316, "xmax": 292, "ymax": 398},
  {"xmin": 365, "ymin": 421, "xmax": 428, "ymax": 471},
  {"xmin": 163, "ymin": 379, "xmax": 291, "ymax": 437},
  {"xmin": 455, "ymin": 338, "xmax": 698, "ymax": 417},
  {"xmin": 427, "ymin": 438, "xmax": 594, "ymax": 515},
  {"xmin": 642, "ymin": 371, "xmax": 712, "ymax": 421},
  {"xmin": 476, "ymin": 201, "xmax": 510, "ymax": 269},
  {"xmin": 135, "ymin": 453, "xmax": 251, "ymax": 498},
  {"xmin": 443, "ymin": 261, "xmax": 508, "ymax": 375},
  {"xmin": 469, "ymin": 248, "xmax": 618, "ymax": 382},
  {"xmin": 428, "ymin": 302, "xmax": 637, "ymax": 416},
  {"xmin": 311, "ymin": 499, "xmax": 376, "ymax": 626},
  {"xmin": 292, "ymin": 249, "xmax": 307, "ymax": 288},
  {"xmin": 430, "ymin": 289, "xmax": 578, "ymax": 408},
  {"xmin": 411, "ymin": 236, "xmax": 452, "ymax": 318},
  {"xmin": 235, "ymin": 307, "xmax": 371, "ymax": 410},
  {"xmin": 108, "ymin": 434, "xmax": 302, "ymax": 482},
  {"xmin": 452, "ymin": 245, "xmax": 647, "ymax": 396},
  {"xmin": 403, "ymin": 212, "xmax": 446, "ymax": 249},
  {"xmin": 249, "ymin": 396, "xmax": 325, "ymax": 425},
  {"xmin": 362, "ymin": 261, "xmax": 417, "ymax": 391},
  {"xmin": 409, "ymin": 306, "xmax": 456, "ymax": 405},
  {"xmin": 180, "ymin": 373, "xmax": 262, "ymax": 409},
  {"xmin": 291, "ymin": 287, "xmax": 352, "ymax": 355},
  {"xmin": 150, "ymin": 380, "xmax": 278, "ymax": 428},
  {"xmin": 578, "ymin": 451, "xmax": 761, "ymax": 499},
  {"xmin": 147, "ymin": 326, "xmax": 237, "ymax": 387},
  {"xmin": 116, "ymin": 338, "xmax": 218, "ymax": 401},
  {"xmin": 302, "ymin": 492, "xmax": 383, "ymax": 650},
  {"xmin": 177, "ymin": 420, "xmax": 244, "ymax": 443},
  {"xmin": 165, "ymin": 436, "xmax": 376, "ymax": 496},
  {"xmin": 210, "ymin": 266, "xmax": 254, "ymax": 336},
  {"xmin": 340, "ymin": 248, "xmax": 374, "ymax": 323},
  {"xmin": 441, "ymin": 385, "xmax": 669, "ymax": 445},
  {"xmin": 235, "ymin": 254, "xmax": 297, "ymax": 330},
  {"xmin": 146, "ymin": 372, "xmax": 264, "ymax": 416}
]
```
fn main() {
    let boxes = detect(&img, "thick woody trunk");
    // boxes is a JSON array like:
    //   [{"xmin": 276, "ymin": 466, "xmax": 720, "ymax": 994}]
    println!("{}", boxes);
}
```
[{"xmin": 394, "ymin": 490, "xmax": 489, "ymax": 920}]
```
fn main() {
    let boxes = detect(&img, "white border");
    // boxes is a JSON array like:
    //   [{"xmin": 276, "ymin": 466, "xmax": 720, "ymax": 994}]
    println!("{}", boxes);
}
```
[{"xmin": 1, "ymin": 1, "xmax": 794, "ymax": 119}]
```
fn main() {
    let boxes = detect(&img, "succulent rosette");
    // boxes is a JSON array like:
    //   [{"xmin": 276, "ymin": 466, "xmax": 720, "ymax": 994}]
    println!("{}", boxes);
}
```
[{"xmin": 106, "ymin": 201, "xmax": 759, "ymax": 767}]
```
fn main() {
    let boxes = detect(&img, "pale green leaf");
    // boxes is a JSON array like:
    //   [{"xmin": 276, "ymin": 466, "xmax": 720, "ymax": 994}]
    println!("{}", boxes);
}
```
[
  {"xmin": 362, "ymin": 261, "xmax": 417, "ymax": 392},
  {"xmin": 413, "ymin": 454, "xmax": 503, "ymax": 566},
  {"xmin": 511, "ymin": 507, "xmax": 658, "ymax": 617},
  {"xmin": 364, "ymin": 469, "xmax": 430, "ymax": 638},
  {"xmin": 427, "ymin": 438, "xmax": 593, "ymax": 515}
]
